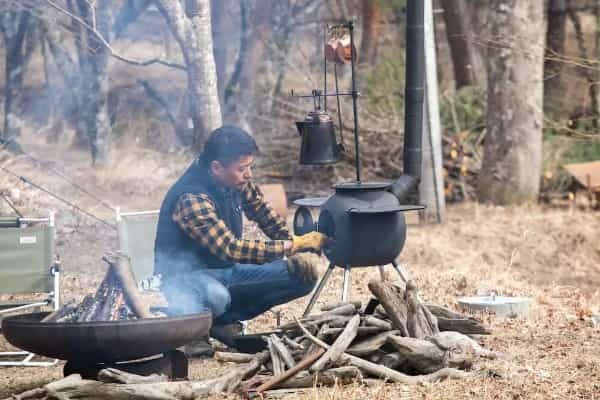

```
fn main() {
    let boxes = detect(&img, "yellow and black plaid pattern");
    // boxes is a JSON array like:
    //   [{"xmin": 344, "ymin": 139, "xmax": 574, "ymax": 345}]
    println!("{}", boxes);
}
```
[
  {"xmin": 241, "ymin": 182, "xmax": 290, "ymax": 240},
  {"xmin": 172, "ymin": 183, "xmax": 288, "ymax": 264}
]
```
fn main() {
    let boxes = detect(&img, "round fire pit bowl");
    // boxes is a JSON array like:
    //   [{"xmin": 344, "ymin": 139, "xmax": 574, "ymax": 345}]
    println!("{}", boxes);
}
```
[{"xmin": 1, "ymin": 312, "xmax": 212, "ymax": 363}]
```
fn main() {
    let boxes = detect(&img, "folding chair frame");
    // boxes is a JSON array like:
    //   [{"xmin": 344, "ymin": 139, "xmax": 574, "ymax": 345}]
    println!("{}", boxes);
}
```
[{"xmin": 0, "ymin": 213, "xmax": 60, "ymax": 367}]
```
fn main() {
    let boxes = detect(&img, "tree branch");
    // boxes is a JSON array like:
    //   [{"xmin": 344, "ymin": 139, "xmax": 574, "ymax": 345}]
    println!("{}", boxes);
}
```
[{"xmin": 43, "ymin": 0, "xmax": 185, "ymax": 70}]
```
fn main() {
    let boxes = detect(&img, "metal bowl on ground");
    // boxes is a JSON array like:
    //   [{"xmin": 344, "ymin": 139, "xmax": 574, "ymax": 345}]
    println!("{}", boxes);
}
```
[
  {"xmin": 458, "ymin": 296, "xmax": 532, "ymax": 318},
  {"xmin": 1, "ymin": 312, "xmax": 212, "ymax": 362}
]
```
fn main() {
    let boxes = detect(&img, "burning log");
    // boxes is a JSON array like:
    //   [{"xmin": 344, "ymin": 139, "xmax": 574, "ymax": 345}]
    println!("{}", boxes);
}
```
[{"xmin": 45, "ymin": 253, "xmax": 154, "ymax": 323}]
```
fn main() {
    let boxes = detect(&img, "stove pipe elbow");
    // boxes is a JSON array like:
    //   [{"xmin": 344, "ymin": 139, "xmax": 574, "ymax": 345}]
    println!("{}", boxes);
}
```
[{"xmin": 390, "ymin": 0, "xmax": 425, "ymax": 203}]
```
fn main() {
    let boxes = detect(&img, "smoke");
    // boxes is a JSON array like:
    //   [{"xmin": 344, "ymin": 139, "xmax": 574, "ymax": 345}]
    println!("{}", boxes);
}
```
[{"xmin": 154, "ymin": 252, "xmax": 231, "ymax": 319}]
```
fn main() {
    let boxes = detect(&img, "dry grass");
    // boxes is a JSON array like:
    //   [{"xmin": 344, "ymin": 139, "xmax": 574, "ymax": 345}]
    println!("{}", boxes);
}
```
[{"xmin": 1, "ymin": 142, "xmax": 599, "ymax": 399}]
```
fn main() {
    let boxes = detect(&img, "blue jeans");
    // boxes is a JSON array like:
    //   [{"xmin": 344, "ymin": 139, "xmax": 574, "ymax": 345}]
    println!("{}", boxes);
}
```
[{"xmin": 162, "ymin": 259, "xmax": 315, "ymax": 324}]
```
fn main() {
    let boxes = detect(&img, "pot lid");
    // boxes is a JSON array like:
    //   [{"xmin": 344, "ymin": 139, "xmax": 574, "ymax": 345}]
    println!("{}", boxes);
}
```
[
  {"xmin": 333, "ymin": 181, "xmax": 391, "ymax": 191},
  {"xmin": 293, "ymin": 197, "xmax": 329, "ymax": 207}
]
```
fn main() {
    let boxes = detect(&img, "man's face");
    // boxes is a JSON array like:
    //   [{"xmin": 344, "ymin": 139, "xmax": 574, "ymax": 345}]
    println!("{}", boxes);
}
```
[{"xmin": 210, "ymin": 155, "xmax": 254, "ymax": 189}]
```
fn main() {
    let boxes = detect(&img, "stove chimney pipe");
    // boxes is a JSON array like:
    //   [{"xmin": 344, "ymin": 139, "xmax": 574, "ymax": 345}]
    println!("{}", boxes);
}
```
[{"xmin": 390, "ymin": 0, "xmax": 425, "ymax": 202}]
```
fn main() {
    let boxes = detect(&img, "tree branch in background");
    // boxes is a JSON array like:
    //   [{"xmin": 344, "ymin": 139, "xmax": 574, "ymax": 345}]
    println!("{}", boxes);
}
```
[
  {"xmin": 137, "ymin": 79, "xmax": 190, "ymax": 147},
  {"xmin": 43, "ymin": 0, "xmax": 185, "ymax": 70}
]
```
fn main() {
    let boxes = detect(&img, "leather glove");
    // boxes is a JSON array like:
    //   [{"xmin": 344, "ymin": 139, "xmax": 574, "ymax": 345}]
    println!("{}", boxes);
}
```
[{"xmin": 290, "ymin": 231, "xmax": 328, "ymax": 255}]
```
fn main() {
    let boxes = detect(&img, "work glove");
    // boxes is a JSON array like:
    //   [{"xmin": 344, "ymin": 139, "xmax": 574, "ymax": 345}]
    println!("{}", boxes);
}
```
[{"xmin": 290, "ymin": 231, "xmax": 328, "ymax": 255}]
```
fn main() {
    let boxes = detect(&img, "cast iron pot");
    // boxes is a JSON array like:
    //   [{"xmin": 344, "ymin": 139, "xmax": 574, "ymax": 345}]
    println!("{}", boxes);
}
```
[{"xmin": 294, "ymin": 181, "xmax": 423, "ymax": 267}]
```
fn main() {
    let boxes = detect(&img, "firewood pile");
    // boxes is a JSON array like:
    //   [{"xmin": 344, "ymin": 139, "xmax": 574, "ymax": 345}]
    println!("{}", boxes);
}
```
[
  {"xmin": 7, "ymin": 280, "xmax": 497, "ymax": 400},
  {"xmin": 442, "ymin": 132, "xmax": 482, "ymax": 203},
  {"xmin": 42, "ymin": 253, "xmax": 153, "ymax": 323},
  {"xmin": 232, "ymin": 280, "xmax": 496, "ymax": 396}
]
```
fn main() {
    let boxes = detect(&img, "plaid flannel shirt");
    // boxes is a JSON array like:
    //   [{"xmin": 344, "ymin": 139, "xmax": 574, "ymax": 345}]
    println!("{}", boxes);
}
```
[{"xmin": 172, "ymin": 182, "xmax": 290, "ymax": 265}]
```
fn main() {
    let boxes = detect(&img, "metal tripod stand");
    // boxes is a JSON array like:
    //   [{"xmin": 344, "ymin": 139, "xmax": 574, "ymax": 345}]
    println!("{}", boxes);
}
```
[{"xmin": 302, "ymin": 260, "xmax": 410, "ymax": 317}]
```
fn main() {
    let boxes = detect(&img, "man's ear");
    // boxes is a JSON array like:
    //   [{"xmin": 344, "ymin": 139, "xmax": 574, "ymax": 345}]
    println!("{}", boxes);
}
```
[{"xmin": 210, "ymin": 160, "xmax": 224, "ymax": 176}]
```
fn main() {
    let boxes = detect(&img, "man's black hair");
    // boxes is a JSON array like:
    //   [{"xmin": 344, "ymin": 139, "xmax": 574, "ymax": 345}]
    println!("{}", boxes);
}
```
[{"xmin": 199, "ymin": 126, "xmax": 258, "ymax": 167}]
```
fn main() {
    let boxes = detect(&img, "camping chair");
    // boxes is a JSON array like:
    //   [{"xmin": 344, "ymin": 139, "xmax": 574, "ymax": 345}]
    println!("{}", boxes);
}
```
[
  {"xmin": 115, "ymin": 208, "xmax": 161, "ymax": 290},
  {"xmin": 0, "ymin": 213, "xmax": 60, "ymax": 367},
  {"xmin": 115, "ymin": 207, "xmax": 250, "ymax": 333}
]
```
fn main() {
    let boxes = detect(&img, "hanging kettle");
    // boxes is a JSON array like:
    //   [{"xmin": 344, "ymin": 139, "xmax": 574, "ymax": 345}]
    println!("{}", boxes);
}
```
[{"xmin": 295, "ymin": 111, "xmax": 342, "ymax": 165}]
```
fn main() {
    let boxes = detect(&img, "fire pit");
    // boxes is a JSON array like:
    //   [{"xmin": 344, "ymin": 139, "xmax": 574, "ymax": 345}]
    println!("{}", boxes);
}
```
[{"xmin": 2, "ymin": 311, "xmax": 211, "ymax": 378}]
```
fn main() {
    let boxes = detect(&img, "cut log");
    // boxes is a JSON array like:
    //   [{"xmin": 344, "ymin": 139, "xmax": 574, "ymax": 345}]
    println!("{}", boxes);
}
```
[
  {"xmin": 405, "ymin": 281, "xmax": 439, "ymax": 339},
  {"xmin": 320, "ymin": 301, "xmax": 361, "ymax": 312},
  {"xmin": 214, "ymin": 352, "xmax": 256, "ymax": 363},
  {"xmin": 425, "ymin": 304, "xmax": 466, "ymax": 319},
  {"xmin": 327, "ymin": 316, "xmax": 354, "ymax": 328},
  {"xmin": 380, "ymin": 352, "xmax": 406, "ymax": 370},
  {"xmin": 387, "ymin": 334, "xmax": 473, "ymax": 373},
  {"xmin": 41, "ymin": 304, "xmax": 77, "ymax": 323},
  {"xmin": 279, "ymin": 314, "xmax": 351, "ymax": 332},
  {"xmin": 429, "ymin": 331, "xmax": 498, "ymax": 359},
  {"xmin": 269, "ymin": 334, "xmax": 296, "ymax": 369},
  {"xmin": 7, "ymin": 354, "xmax": 270, "ymax": 399},
  {"xmin": 368, "ymin": 280, "xmax": 409, "ymax": 336},
  {"xmin": 426, "ymin": 304, "xmax": 490, "ymax": 335},
  {"xmin": 275, "ymin": 366, "xmax": 362, "ymax": 389},
  {"xmin": 294, "ymin": 317, "xmax": 471, "ymax": 385},
  {"xmin": 75, "ymin": 295, "xmax": 97, "ymax": 322},
  {"xmin": 346, "ymin": 330, "xmax": 400, "ymax": 357},
  {"xmin": 102, "ymin": 253, "xmax": 152, "ymax": 319},
  {"xmin": 282, "ymin": 336, "xmax": 304, "ymax": 351},
  {"xmin": 362, "ymin": 315, "xmax": 393, "ymax": 331},
  {"xmin": 321, "ymin": 326, "xmax": 383, "ymax": 340},
  {"xmin": 323, "ymin": 303, "xmax": 359, "ymax": 316},
  {"xmin": 97, "ymin": 368, "xmax": 168, "ymax": 384},
  {"xmin": 252, "ymin": 348, "xmax": 325, "ymax": 394},
  {"xmin": 309, "ymin": 314, "xmax": 360, "ymax": 372},
  {"xmin": 267, "ymin": 337, "xmax": 285, "ymax": 375},
  {"xmin": 436, "ymin": 317, "xmax": 491, "ymax": 335}
]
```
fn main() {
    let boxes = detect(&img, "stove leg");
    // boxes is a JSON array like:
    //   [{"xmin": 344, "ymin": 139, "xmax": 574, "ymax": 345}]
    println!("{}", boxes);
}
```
[
  {"xmin": 391, "ymin": 261, "xmax": 409, "ymax": 283},
  {"xmin": 303, "ymin": 263, "xmax": 335, "ymax": 317},
  {"xmin": 342, "ymin": 265, "xmax": 351, "ymax": 302},
  {"xmin": 378, "ymin": 265, "xmax": 387, "ymax": 281}
]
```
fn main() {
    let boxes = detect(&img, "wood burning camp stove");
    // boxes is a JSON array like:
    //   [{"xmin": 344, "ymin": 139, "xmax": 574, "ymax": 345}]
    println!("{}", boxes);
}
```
[{"xmin": 292, "ymin": 1, "xmax": 426, "ymax": 316}]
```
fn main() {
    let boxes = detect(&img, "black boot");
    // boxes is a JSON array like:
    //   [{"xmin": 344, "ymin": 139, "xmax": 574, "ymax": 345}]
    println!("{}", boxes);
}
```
[
  {"xmin": 181, "ymin": 337, "xmax": 214, "ymax": 358},
  {"xmin": 210, "ymin": 321, "xmax": 243, "ymax": 348}
]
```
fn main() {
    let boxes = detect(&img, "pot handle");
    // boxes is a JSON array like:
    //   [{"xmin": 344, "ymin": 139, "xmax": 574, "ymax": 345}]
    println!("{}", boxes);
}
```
[{"xmin": 347, "ymin": 204, "xmax": 425, "ymax": 215}]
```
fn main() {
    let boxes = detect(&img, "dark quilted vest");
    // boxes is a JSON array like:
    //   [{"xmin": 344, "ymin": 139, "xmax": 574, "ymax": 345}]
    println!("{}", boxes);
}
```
[{"xmin": 154, "ymin": 161, "xmax": 243, "ymax": 279}]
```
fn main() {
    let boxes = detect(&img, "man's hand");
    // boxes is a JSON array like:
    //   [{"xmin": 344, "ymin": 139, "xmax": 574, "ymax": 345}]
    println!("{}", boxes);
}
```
[{"xmin": 289, "ymin": 231, "xmax": 328, "ymax": 255}]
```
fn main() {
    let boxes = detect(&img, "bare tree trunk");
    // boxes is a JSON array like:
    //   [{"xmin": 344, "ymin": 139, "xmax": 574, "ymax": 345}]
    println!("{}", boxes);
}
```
[
  {"xmin": 440, "ymin": 0, "xmax": 485, "ymax": 89},
  {"xmin": 0, "ymin": 9, "xmax": 31, "ymax": 150},
  {"xmin": 224, "ymin": 0, "xmax": 249, "ymax": 109},
  {"xmin": 465, "ymin": 0, "xmax": 488, "ymax": 89},
  {"xmin": 544, "ymin": 0, "xmax": 568, "ymax": 116},
  {"xmin": 359, "ymin": 0, "xmax": 381, "ymax": 65},
  {"xmin": 223, "ymin": 0, "xmax": 273, "ymax": 128},
  {"xmin": 478, "ymin": 0, "xmax": 544, "ymax": 204},
  {"xmin": 73, "ymin": 0, "xmax": 113, "ymax": 164},
  {"xmin": 156, "ymin": 0, "xmax": 223, "ymax": 149},
  {"xmin": 567, "ymin": 2, "xmax": 600, "ymax": 129},
  {"xmin": 113, "ymin": 0, "xmax": 152, "ymax": 39},
  {"xmin": 211, "ymin": 0, "xmax": 233, "ymax": 107},
  {"xmin": 590, "ymin": 0, "xmax": 600, "ymax": 130}
]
